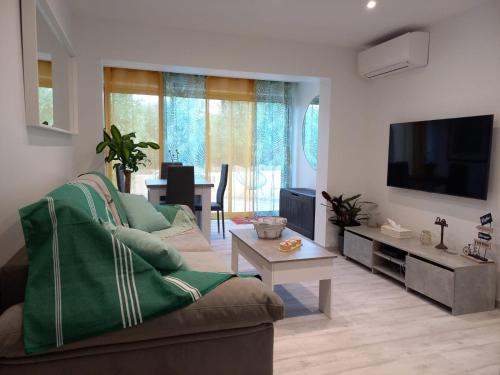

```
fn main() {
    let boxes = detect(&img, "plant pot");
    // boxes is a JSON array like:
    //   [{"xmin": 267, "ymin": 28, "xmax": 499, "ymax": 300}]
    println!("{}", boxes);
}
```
[
  {"xmin": 336, "ymin": 225, "xmax": 345, "ymax": 256},
  {"xmin": 115, "ymin": 165, "xmax": 132, "ymax": 193},
  {"xmin": 124, "ymin": 171, "xmax": 132, "ymax": 193}
]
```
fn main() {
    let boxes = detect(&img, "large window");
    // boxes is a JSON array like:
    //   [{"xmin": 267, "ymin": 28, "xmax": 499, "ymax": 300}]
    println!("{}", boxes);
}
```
[
  {"xmin": 109, "ymin": 93, "xmax": 160, "ymax": 195},
  {"xmin": 104, "ymin": 68, "xmax": 292, "ymax": 215}
]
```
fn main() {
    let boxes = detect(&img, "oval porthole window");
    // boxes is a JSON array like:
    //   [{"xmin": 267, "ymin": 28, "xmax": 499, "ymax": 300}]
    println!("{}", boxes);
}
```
[{"xmin": 302, "ymin": 96, "xmax": 319, "ymax": 169}]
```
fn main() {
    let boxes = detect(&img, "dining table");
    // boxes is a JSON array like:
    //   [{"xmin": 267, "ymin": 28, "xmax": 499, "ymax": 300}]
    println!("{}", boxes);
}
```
[{"xmin": 145, "ymin": 177, "xmax": 214, "ymax": 242}]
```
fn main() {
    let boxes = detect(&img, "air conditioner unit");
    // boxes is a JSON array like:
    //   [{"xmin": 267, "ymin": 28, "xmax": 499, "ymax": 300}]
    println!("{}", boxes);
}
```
[{"xmin": 358, "ymin": 31, "xmax": 429, "ymax": 79}]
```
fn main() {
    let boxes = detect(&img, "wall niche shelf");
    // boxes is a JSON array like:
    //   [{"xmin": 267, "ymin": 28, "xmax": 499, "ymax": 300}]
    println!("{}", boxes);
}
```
[{"xmin": 27, "ymin": 124, "xmax": 77, "ymax": 136}]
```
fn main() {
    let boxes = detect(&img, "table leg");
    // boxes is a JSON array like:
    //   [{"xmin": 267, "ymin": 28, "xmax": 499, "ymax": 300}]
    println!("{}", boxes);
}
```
[
  {"xmin": 231, "ymin": 239, "xmax": 239, "ymax": 273},
  {"xmin": 261, "ymin": 268, "xmax": 274, "ymax": 291},
  {"xmin": 319, "ymin": 279, "xmax": 332, "ymax": 318},
  {"xmin": 199, "ymin": 187, "xmax": 211, "ymax": 243},
  {"xmin": 148, "ymin": 187, "xmax": 161, "ymax": 204}
]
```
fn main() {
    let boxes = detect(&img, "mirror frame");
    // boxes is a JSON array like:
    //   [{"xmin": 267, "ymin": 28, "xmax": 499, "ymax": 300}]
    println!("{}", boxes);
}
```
[
  {"xmin": 302, "ymin": 95, "xmax": 319, "ymax": 170},
  {"xmin": 21, "ymin": 0, "xmax": 78, "ymax": 135}
]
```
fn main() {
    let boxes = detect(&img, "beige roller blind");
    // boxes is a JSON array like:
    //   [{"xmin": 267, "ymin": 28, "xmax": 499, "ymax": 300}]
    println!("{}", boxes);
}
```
[
  {"xmin": 206, "ymin": 76, "xmax": 255, "ymax": 102},
  {"xmin": 104, "ymin": 67, "xmax": 161, "ymax": 95},
  {"xmin": 38, "ymin": 60, "xmax": 52, "ymax": 88}
]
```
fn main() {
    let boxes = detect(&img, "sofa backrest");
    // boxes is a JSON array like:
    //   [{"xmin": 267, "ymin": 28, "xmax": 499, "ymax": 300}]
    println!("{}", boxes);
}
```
[{"xmin": 0, "ymin": 173, "xmax": 129, "ymax": 316}]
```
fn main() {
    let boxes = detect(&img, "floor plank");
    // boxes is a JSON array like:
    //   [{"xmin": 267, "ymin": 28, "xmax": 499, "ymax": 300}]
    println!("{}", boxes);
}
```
[{"xmin": 210, "ymin": 220, "xmax": 500, "ymax": 375}]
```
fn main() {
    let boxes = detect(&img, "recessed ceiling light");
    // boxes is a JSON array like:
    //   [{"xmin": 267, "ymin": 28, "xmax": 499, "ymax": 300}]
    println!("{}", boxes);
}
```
[{"xmin": 366, "ymin": 1, "xmax": 377, "ymax": 9}]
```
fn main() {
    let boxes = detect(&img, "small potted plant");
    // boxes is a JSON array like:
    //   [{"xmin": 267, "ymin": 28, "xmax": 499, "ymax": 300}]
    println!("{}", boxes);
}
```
[
  {"xmin": 321, "ymin": 192, "xmax": 371, "ymax": 255},
  {"xmin": 96, "ymin": 125, "xmax": 160, "ymax": 193}
]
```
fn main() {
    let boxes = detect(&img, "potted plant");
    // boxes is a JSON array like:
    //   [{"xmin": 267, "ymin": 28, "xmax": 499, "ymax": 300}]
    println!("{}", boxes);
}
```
[
  {"xmin": 321, "ymin": 192, "xmax": 371, "ymax": 255},
  {"xmin": 96, "ymin": 125, "xmax": 160, "ymax": 193}
]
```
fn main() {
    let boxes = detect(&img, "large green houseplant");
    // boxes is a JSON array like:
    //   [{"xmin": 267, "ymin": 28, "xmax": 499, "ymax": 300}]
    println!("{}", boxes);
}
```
[
  {"xmin": 321, "ymin": 191, "xmax": 370, "ymax": 254},
  {"xmin": 96, "ymin": 125, "xmax": 160, "ymax": 193}
]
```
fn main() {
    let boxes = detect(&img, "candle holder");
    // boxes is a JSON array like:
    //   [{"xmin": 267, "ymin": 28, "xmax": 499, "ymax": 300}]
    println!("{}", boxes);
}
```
[{"xmin": 434, "ymin": 217, "xmax": 448, "ymax": 250}]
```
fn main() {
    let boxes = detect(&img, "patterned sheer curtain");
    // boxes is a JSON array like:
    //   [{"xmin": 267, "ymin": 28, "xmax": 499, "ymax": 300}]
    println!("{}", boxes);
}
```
[
  {"xmin": 254, "ymin": 80, "xmax": 292, "ymax": 214},
  {"xmin": 163, "ymin": 73, "xmax": 206, "ymax": 175}
]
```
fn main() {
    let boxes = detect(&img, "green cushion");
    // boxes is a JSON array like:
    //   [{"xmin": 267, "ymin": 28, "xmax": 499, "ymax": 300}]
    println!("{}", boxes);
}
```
[
  {"xmin": 155, "ymin": 204, "xmax": 183, "ymax": 224},
  {"xmin": 119, "ymin": 192, "xmax": 170, "ymax": 232},
  {"xmin": 113, "ymin": 225, "xmax": 187, "ymax": 272}
]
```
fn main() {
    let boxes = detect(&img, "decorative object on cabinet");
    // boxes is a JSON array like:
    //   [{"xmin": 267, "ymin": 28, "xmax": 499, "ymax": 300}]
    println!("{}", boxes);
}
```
[
  {"xmin": 380, "ymin": 218, "xmax": 413, "ymax": 239},
  {"xmin": 365, "ymin": 202, "xmax": 380, "ymax": 228},
  {"xmin": 434, "ymin": 217, "xmax": 448, "ymax": 250},
  {"xmin": 462, "ymin": 213, "xmax": 494, "ymax": 263},
  {"xmin": 279, "ymin": 188, "xmax": 315, "ymax": 240},
  {"xmin": 420, "ymin": 230, "xmax": 432, "ymax": 245},
  {"xmin": 321, "ymin": 191, "xmax": 371, "ymax": 254}
]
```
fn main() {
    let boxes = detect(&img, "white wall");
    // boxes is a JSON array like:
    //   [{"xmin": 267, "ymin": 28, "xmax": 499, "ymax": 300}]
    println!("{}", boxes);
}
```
[
  {"xmin": 365, "ymin": 0, "xmax": 500, "ymax": 296},
  {"xmin": 291, "ymin": 81, "xmax": 319, "ymax": 189},
  {"xmin": 0, "ymin": 0, "xmax": 76, "ymax": 266},
  {"xmin": 45, "ymin": 0, "xmax": 74, "ymax": 45},
  {"xmin": 72, "ymin": 16, "xmax": 369, "ymax": 247}
]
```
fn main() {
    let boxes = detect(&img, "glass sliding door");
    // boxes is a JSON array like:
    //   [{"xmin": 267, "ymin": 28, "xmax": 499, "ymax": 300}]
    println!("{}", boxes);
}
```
[
  {"xmin": 162, "ymin": 73, "xmax": 292, "ymax": 216},
  {"xmin": 205, "ymin": 77, "xmax": 256, "ymax": 217},
  {"xmin": 207, "ymin": 99, "xmax": 255, "ymax": 216},
  {"xmin": 254, "ymin": 81, "xmax": 292, "ymax": 215}
]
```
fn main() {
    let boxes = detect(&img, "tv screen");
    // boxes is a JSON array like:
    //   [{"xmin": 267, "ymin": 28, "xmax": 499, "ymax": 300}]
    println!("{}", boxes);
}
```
[{"xmin": 387, "ymin": 115, "xmax": 493, "ymax": 200}]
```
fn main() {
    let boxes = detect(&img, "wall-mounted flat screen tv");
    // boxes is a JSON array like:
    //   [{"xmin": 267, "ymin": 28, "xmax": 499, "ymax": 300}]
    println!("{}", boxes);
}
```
[{"xmin": 387, "ymin": 115, "xmax": 494, "ymax": 200}]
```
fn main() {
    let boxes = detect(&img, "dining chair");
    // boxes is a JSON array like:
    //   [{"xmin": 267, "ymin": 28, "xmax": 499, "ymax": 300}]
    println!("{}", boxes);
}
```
[
  {"xmin": 160, "ymin": 162, "xmax": 183, "ymax": 202},
  {"xmin": 195, "ymin": 164, "xmax": 229, "ymax": 238},
  {"xmin": 160, "ymin": 162, "xmax": 183, "ymax": 179},
  {"xmin": 164, "ymin": 165, "xmax": 195, "ymax": 212}
]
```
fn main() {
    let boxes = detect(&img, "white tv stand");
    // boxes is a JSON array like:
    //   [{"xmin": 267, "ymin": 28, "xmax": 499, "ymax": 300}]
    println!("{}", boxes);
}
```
[{"xmin": 344, "ymin": 226, "xmax": 496, "ymax": 315}]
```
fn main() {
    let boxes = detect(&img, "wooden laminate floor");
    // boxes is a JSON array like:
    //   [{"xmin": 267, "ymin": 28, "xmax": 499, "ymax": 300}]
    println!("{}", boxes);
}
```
[{"xmin": 210, "ymin": 220, "xmax": 500, "ymax": 375}]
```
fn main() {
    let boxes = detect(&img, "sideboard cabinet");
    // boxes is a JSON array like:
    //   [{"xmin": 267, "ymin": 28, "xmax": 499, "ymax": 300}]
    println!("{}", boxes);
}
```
[
  {"xmin": 344, "ymin": 226, "xmax": 496, "ymax": 315},
  {"xmin": 279, "ymin": 188, "xmax": 315, "ymax": 240}
]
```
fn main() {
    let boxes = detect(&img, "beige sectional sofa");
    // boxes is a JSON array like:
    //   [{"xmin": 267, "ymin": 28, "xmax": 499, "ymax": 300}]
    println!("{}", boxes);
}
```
[{"xmin": 0, "ymin": 223, "xmax": 284, "ymax": 374}]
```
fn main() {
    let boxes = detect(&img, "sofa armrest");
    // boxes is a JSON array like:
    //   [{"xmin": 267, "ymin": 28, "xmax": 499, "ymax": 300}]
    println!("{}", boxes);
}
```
[{"xmin": 0, "ymin": 248, "xmax": 28, "ymax": 314}]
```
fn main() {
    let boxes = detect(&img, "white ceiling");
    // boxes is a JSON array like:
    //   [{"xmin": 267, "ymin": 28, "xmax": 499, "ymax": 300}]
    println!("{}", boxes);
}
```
[{"xmin": 68, "ymin": 0, "xmax": 493, "ymax": 48}]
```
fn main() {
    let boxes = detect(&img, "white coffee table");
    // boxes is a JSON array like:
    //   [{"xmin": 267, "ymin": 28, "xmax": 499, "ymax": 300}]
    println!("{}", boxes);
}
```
[{"xmin": 230, "ymin": 228, "xmax": 336, "ymax": 318}]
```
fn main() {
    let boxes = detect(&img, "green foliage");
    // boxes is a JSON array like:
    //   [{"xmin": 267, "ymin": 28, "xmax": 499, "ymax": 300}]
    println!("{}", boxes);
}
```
[
  {"xmin": 109, "ymin": 93, "xmax": 161, "ymax": 176},
  {"xmin": 38, "ymin": 87, "xmax": 54, "ymax": 126},
  {"xmin": 96, "ymin": 124, "xmax": 160, "ymax": 173},
  {"xmin": 321, "ymin": 191, "xmax": 370, "ymax": 228}
]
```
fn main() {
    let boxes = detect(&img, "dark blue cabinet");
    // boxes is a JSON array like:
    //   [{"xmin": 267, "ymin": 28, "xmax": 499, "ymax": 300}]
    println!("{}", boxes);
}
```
[{"xmin": 279, "ymin": 188, "xmax": 316, "ymax": 240}]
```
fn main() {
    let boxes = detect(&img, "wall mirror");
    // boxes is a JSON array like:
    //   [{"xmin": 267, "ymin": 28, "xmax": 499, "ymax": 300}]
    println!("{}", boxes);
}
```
[
  {"xmin": 21, "ymin": 0, "xmax": 78, "ymax": 135},
  {"xmin": 302, "ymin": 95, "xmax": 319, "ymax": 169}
]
